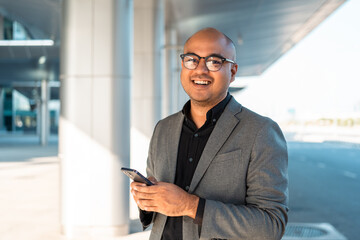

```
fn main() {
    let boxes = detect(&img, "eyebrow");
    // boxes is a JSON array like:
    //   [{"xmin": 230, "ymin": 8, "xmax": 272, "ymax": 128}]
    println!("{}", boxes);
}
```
[
  {"xmin": 184, "ymin": 52, "xmax": 225, "ymax": 58},
  {"xmin": 184, "ymin": 52, "xmax": 198, "ymax": 56}
]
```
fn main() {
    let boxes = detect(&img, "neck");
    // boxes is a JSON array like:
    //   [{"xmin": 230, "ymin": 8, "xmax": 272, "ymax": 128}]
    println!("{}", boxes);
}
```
[
  {"xmin": 189, "ymin": 103, "xmax": 210, "ymax": 129},
  {"xmin": 189, "ymin": 96, "xmax": 226, "ymax": 128}
]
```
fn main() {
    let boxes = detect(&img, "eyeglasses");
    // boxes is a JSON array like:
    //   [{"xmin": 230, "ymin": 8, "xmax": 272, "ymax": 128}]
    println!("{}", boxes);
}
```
[{"xmin": 180, "ymin": 53, "xmax": 235, "ymax": 72}]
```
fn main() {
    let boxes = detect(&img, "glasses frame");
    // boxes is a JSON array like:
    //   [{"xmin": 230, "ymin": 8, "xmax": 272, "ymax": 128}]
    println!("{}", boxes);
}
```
[{"xmin": 180, "ymin": 53, "xmax": 236, "ymax": 72}]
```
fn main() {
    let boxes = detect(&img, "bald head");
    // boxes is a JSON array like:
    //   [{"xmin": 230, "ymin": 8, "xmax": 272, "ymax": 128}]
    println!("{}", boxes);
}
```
[{"xmin": 184, "ymin": 28, "xmax": 236, "ymax": 61}]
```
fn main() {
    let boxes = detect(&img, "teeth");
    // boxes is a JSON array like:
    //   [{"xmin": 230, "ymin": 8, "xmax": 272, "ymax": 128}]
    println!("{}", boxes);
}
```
[{"xmin": 194, "ymin": 80, "xmax": 210, "ymax": 85}]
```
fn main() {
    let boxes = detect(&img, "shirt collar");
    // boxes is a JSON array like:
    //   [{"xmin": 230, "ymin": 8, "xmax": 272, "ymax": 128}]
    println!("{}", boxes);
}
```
[{"xmin": 182, "ymin": 92, "xmax": 232, "ymax": 126}]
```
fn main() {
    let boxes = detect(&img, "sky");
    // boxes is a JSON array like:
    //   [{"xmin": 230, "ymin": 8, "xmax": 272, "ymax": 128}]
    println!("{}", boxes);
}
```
[{"xmin": 233, "ymin": 0, "xmax": 360, "ymax": 122}]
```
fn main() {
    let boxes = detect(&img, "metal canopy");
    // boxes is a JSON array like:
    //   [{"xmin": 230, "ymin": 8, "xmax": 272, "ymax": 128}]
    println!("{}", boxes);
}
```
[
  {"xmin": 0, "ymin": 0, "xmax": 346, "ymax": 85},
  {"xmin": 166, "ymin": 0, "xmax": 346, "ymax": 76},
  {"xmin": 0, "ymin": 0, "xmax": 61, "ymax": 86},
  {"xmin": 0, "ymin": 0, "xmax": 61, "ymax": 40}
]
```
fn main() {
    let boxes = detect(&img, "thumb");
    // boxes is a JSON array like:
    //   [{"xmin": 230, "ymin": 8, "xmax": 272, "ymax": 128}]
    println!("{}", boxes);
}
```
[{"xmin": 147, "ymin": 176, "xmax": 158, "ymax": 185}]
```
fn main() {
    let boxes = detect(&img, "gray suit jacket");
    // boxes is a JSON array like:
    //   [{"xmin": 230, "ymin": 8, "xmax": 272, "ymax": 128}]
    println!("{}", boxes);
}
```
[{"xmin": 146, "ymin": 97, "xmax": 288, "ymax": 240}]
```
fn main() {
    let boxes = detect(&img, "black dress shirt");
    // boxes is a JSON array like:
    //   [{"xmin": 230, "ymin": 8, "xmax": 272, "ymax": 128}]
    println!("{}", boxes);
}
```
[{"xmin": 161, "ymin": 93, "xmax": 232, "ymax": 240}]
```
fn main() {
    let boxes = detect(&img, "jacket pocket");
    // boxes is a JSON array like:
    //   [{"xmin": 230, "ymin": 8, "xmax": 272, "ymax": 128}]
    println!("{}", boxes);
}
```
[{"xmin": 212, "ymin": 149, "xmax": 242, "ymax": 164}]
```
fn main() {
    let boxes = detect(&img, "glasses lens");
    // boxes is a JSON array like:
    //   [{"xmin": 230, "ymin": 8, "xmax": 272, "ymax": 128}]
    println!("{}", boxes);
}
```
[
  {"xmin": 183, "ymin": 54, "xmax": 199, "ymax": 70},
  {"xmin": 206, "ymin": 56, "xmax": 223, "ymax": 71}
]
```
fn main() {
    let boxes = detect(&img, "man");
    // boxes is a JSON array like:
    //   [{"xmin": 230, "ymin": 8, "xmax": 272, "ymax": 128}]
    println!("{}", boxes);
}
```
[{"xmin": 131, "ymin": 28, "xmax": 288, "ymax": 240}]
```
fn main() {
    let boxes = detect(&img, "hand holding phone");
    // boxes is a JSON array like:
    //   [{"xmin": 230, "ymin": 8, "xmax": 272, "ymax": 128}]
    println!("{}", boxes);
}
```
[{"xmin": 121, "ymin": 167, "xmax": 154, "ymax": 186}]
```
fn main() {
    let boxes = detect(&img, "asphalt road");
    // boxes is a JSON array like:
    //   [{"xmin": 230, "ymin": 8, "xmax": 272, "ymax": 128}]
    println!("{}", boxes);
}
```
[{"xmin": 287, "ymin": 141, "xmax": 360, "ymax": 240}]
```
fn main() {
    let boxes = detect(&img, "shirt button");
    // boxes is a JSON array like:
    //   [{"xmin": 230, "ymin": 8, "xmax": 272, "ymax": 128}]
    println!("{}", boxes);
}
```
[
  {"xmin": 189, "ymin": 157, "xmax": 193, "ymax": 162},
  {"xmin": 194, "ymin": 133, "xmax": 199, "ymax": 137},
  {"xmin": 212, "ymin": 118, "xmax": 217, "ymax": 122},
  {"xmin": 185, "ymin": 186, "xmax": 190, "ymax": 191}
]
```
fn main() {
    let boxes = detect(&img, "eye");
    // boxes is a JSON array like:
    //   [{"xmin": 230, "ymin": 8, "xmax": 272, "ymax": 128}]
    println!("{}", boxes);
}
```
[
  {"xmin": 210, "ymin": 60, "xmax": 221, "ymax": 65},
  {"xmin": 207, "ymin": 57, "xmax": 222, "ymax": 65},
  {"xmin": 185, "ymin": 56, "xmax": 199, "ymax": 64}
]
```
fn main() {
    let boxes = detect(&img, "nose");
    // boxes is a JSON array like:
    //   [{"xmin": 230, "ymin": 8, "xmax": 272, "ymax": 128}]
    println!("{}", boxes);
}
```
[{"xmin": 195, "ymin": 58, "xmax": 209, "ymax": 73}]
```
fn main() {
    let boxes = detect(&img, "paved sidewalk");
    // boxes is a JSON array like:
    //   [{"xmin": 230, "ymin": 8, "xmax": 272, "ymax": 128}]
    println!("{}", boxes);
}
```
[
  {"xmin": 0, "ymin": 140, "xmax": 149, "ymax": 240},
  {"xmin": 0, "ymin": 135, "xmax": 348, "ymax": 240}
]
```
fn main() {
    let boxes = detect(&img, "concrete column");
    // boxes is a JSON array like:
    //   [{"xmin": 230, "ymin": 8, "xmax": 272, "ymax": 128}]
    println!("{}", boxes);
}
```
[
  {"xmin": 129, "ymin": 0, "xmax": 164, "ymax": 193},
  {"xmin": 164, "ymin": 28, "xmax": 180, "ymax": 115},
  {"xmin": 0, "ymin": 88, "xmax": 3, "ymax": 131},
  {"xmin": 176, "ymin": 42, "xmax": 190, "ymax": 111},
  {"xmin": 154, "ymin": 0, "xmax": 165, "ymax": 120},
  {"xmin": 132, "ymin": 0, "xmax": 164, "ymax": 138},
  {"xmin": 59, "ymin": 0, "xmax": 132, "ymax": 237},
  {"xmin": 164, "ymin": 30, "xmax": 187, "ymax": 112},
  {"xmin": 11, "ymin": 90, "xmax": 15, "ymax": 132},
  {"xmin": 0, "ymin": 16, "xmax": 4, "ymax": 40},
  {"xmin": 40, "ymin": 79, "xmax": 49, "ymax": 146},
  {"xmin": 36, "ymin": 98, "xmax": 41, "ymax": 137}
]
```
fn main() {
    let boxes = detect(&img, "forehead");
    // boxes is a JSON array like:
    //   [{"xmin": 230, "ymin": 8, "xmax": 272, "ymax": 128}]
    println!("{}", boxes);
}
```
[{"xmin": 184, "ymin": 33, "xmax": 232, "ymax": 57}]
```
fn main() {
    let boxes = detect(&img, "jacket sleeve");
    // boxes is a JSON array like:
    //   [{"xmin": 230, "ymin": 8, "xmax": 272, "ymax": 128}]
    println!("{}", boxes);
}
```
[
  {"xmin": 200, "ymin": 120, "xmax": 289, "ymax": 240},
  {"xmin": 138, "ymin": 122, "xmax": 161, "ymax": 230}
]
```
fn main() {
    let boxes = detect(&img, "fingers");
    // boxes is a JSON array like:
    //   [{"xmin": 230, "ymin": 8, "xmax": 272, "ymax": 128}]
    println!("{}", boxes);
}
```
[
  {"xmin": 136, "ymin": 199, "xmax": 157, "ymax": 210},
  {"xmin": 131, "ymin": 189, "xmax": 156, "ymax": 200},
  {"xmin": 131, "ymin": 189, "xmax": 157, "ymax": 212},
  {"xmin": 130, "ymin": 181, "xmax": 146, "ymax": 189},
  {"xmin": 132, "ymin": 183, "xmax": 160, "ymax": 194},
  {"xmin": 130, "ymin": 181, "xmax": 156, "ymax": 193},
  {"xmin": 130, "ymin": 184, "xmax": 158, "ymax": 210},
  {"xmin": 131, "ymin": 181, "xmax": 193, "ymax": 216},
  {"xmin": 139, "ymin": 205, "xmax": 157, "ymax": 212}
]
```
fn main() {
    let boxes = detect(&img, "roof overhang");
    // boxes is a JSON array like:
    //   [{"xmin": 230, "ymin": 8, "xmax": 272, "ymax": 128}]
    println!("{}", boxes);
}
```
[
  {"xmin": 0, "ymin": 0, "xmax": 347, "ymax": 83},
  {"xmin": 166, "ymin": 0, "xmax": 346, "ymax": 76}
]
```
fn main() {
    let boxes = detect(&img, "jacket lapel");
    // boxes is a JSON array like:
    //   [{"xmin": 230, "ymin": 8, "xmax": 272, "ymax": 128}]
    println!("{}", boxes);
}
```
[
  {"xmin": 189, "ymin": 98, "xmax": 242, "ymax": 192},
  {"xmin": 164, "ymin": 112, "xmax": 184, "ymax": 183}
]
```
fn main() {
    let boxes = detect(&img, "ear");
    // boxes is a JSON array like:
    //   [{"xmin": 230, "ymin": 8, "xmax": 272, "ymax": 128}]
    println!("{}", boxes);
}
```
[
  {"xmin": 230, "ymin": 63, "xmax": 238, "ymax": 83},
  {"xmin": 181, "ymin": 59, "xmax": 187, "ymax": 70}
]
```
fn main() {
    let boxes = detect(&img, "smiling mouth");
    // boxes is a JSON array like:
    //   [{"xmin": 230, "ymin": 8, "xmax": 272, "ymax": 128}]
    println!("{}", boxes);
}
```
[{"xmin": 193, "ymin": 80, "xmax": 211, "ymax": 85}]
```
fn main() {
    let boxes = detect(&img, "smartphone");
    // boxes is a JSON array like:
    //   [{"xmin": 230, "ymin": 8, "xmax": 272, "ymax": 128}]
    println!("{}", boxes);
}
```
[{"xmin": 121, "ymin": 167, "xmax": 154, "ymax": 186}]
